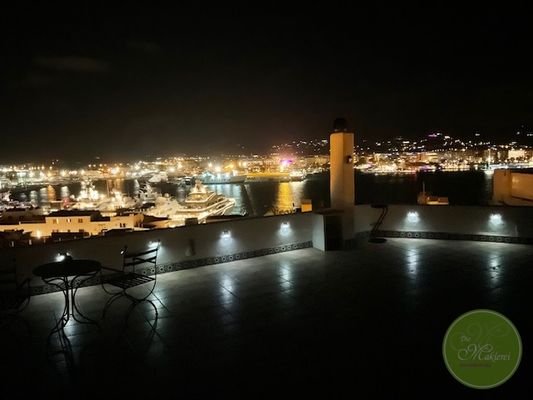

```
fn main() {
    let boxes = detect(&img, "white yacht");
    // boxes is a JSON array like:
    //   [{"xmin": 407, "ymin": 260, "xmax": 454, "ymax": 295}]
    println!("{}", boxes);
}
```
[
  {"xmin": 146, "ymin": 180, "xmax": 235, "ymax": 226},
  {"xmin": 136, "ymin": 183, "xmax": 160, "ymax": 205},
  {"xmin": 0, "ymin": 177, "xmax": 13, "ymax": 189},
  {"xmin": 289, "ymin": 170, "xmax": 307, "ymax": 181},
  {"xmin": 97, "ymin": 190, "xmax": 138, "ymax": 213},
  {"xmin": 69, "ymin": 180, "xmax": 132, "ymax": 212},
  {"xmin": 148, "ymin": 172, "xmax": 168, "ymax": 183},
  {"xmin": 69, "ymin": 180, "xmax": 104, "ymax": 210},
  {"xmin": 0, "ymin": 191, "xmax": 11, "ymax": 212}
]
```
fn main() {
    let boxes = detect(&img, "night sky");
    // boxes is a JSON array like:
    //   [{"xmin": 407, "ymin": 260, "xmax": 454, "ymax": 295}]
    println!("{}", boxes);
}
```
[{"xmin": 1, "ymin": 4, "xmax": 532, "ymax": 162}]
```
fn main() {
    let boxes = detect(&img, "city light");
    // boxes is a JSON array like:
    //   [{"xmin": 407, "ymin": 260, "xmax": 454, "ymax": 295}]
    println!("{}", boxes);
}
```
[{"xmin": 221, "ymin": 229, "xmax": 231, "ymax": 239}]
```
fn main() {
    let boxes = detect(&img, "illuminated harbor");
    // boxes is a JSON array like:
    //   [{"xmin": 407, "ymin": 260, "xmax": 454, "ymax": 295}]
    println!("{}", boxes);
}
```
[{"xmin": 2, "ymin": 5, "xmax": 533, "ymax": 396}]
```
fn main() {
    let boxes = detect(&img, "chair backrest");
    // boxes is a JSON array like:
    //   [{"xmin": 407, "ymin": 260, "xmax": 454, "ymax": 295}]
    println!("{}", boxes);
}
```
[{"xmin": 122, "ymin": 241, "xmax": 160, "ymax": 273}]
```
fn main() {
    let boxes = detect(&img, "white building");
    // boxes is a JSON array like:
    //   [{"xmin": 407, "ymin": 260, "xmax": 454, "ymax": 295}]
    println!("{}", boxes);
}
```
[{"xmin": 0, "ymin": 210, "xmax": 144, "ymax": 238}]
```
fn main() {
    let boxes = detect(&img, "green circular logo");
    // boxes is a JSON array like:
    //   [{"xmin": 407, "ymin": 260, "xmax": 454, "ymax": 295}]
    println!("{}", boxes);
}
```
[{"xmin": 443, "ymin": 309, "xmax": 522, "ymax": 389}]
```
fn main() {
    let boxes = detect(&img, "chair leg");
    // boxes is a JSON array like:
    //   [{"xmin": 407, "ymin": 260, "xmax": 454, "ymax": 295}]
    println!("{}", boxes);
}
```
[{"xmin": 102, "ymin": 291, "xmax": 125, "ymax": 319}]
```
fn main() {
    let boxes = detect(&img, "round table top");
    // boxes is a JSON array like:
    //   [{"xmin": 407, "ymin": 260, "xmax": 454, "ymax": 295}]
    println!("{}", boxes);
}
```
[{"xmin": 33, "ymin": 259, "xmax": 102, "ymax": 279}]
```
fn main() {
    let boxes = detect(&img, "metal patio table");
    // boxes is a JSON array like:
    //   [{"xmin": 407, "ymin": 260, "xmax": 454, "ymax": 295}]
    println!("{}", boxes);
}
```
[{"xmin": 33, "ymin": 257, "xmax": 101, "ymax": 335}]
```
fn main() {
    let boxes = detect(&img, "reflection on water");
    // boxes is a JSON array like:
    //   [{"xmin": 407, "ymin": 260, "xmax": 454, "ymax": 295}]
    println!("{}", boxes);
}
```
[
  {"xmin": 9, "ymin": 171, "xmax": 493, "ymax": 216},
  {"xmin": 204, "ymin": 184, "xmax": 248, "ymax": 214},
  {"xmin": 30, "ymin": 190, "xmax": 38, "ymax": 204},
  {"xmin": 276, "ymin": 182, "xmax": 303, "ymax": 212},
  {"xmin": 60, "ymin": 186, "xmax": 70, "ymax": 200}
]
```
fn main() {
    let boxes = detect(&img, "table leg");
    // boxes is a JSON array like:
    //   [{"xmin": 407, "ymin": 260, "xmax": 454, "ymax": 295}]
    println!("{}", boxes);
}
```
[
  {"xmin": 70, "ymin": 273, "xmax": 100, "ymax": 326},
  {"xmin": 45, "ymin": 277, "xmax": 71, "ymax": 334}
]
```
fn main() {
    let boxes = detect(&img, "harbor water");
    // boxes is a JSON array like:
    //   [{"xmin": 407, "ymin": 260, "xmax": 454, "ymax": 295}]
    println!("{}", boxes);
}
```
[{"xmin": 10, "ymin": 171, "xmax": 493, "ymax": 217}]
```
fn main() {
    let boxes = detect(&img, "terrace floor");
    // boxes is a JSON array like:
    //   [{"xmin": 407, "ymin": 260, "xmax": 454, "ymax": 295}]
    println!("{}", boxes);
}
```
[{"xmin": 2, "ymin": 239, "xmax": 532, "ymax": 398}]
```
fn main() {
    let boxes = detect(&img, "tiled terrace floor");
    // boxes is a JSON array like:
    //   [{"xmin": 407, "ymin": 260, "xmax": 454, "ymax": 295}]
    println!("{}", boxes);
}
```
[{"xmin": 2, "ymin": 239, "xmax": 532, "ymax": 398}]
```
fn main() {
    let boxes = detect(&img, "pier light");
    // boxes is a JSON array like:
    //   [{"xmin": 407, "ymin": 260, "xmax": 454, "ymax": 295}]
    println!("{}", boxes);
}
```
[
  {"xmin": 221, "ymin": 230, "xmax": 231, "ymax": 239},
  {"xmin": 406, "ymin": 211, "xmax": 420, "ymax": 223},
  {"xmin": 489, "ymin": 213, "xmax": 503, "ymax": 226}
]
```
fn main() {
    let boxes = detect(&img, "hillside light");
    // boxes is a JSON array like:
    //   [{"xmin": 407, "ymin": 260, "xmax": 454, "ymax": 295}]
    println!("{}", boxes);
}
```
[{"xmin": 221, "ymin": 230, "xmax": 231, "ymax": 239}]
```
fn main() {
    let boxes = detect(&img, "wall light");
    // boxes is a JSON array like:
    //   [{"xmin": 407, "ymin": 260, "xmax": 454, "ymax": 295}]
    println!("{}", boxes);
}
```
[
  {"xmin": 149, "ymin": 239, "xmax": 161, "ymax": 249},
  {"xmin": 489, "ymin": 213, "xmax": 503, "ymax": 226},
  {"xmin": 280, "ymin": 221, "xmax": 291, "ymax": 236},
  {"xmin": 221, "ymin": 230, "xmax": 231, "ymax": 239},
  {"xmin": 406, "ymin": 211, "xmax": 420, "ymax": 223},
  {"xmin": 56, "ymin": 252, "xmax": 71, "ymax": 262}
]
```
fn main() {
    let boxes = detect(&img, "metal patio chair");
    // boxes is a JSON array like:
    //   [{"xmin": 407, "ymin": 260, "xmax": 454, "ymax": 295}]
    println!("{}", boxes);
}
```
[{"xmin": 101, "ymin": 240, "xmax": 160, "ymax": 316}]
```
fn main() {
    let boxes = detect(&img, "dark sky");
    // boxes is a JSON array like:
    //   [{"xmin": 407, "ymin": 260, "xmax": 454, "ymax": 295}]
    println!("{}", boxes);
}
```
[{"xmin": 1, "ymin": 4, "xmax": 532, "ymax": 162}]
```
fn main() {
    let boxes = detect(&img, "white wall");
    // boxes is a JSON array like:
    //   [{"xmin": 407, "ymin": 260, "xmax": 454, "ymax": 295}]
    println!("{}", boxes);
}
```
[
  {"xmin": 354, "ymin": 204, "xmax": 533, "ymax": 238},
  {"xmin": 511, "ymin": 173, "xmax": 533, "ymax": 200},
  {"xmin": 493, "ymin": 170, "xmax": 533, "ymax": 205},
  {"xmin": 312, "ymin": 214, "xmax": 326, "ymax": 251},
  {"xmin": 3, "ymin": 205, "xmax": 532, "ymax": 285},
  {"xmin": 1, "ymin": 213, "xmax": 314, "ymax": 282},
  {"xmin": 353, "ymin": 205, "xmax": 382, "ymax": 233}
]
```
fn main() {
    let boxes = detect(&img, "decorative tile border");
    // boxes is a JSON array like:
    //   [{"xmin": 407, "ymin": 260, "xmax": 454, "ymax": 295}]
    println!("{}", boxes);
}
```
[
  {"xmin": 30, "ymin": 241, "xmax": 313, "ymax": 295},
  {"xmin": 154, "ymin": 241, "xmax": 312, "ymax": 274},
  {"xmin": 373, "ymin": 230, "xmax": 533, "ymax": 245}
]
